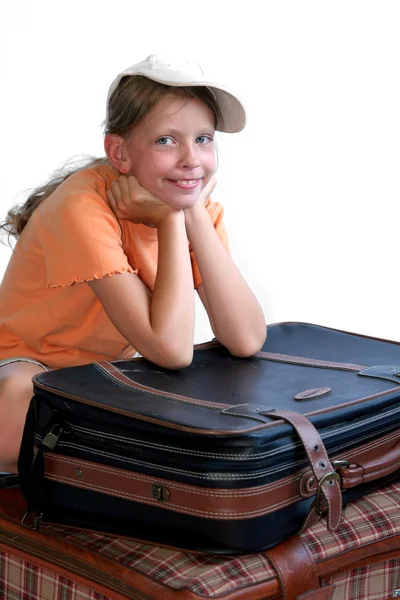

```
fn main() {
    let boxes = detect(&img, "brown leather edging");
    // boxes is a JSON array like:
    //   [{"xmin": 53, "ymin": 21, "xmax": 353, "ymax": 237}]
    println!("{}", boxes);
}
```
[
  {"xmin": 255, "ymin": 351, "xmax": 365, "ymax": 372},
  {"xmin": 95, "ymin": 361, "xmax": 230, "ymax": 410},
  {"xmin": 42, "ymin": 428, "xmax": 399, "ymax": 521},
  {"xmin": 32, "ymin": 376, "xmax": 400, "ymax": 438}
]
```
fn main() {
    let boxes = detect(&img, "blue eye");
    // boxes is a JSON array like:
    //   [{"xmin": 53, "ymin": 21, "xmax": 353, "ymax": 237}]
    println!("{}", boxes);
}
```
[
  {"xmin": 196, "ymin": 135, "xmax": 213, "ymax": 144},
  {"xmin": 156, "ymin": 137, "xmax": 173, "ymax": 145}
]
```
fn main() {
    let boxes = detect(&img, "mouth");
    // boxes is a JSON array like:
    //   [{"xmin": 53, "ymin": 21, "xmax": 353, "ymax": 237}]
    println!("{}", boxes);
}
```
[{"xmin": 166, "ymin": 178, "xmax": 201, "ymax": 190}]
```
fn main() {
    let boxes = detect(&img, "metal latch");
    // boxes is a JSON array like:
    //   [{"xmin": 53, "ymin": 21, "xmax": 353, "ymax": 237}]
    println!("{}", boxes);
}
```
[{"xmin": 151, "ymin": 484, "xmax": 170, "ymax": 502}]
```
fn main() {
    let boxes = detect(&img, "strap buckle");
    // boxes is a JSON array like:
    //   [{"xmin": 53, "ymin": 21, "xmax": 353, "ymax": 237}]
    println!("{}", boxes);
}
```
[{"xmin": 316, "ymin": 471, "xmax": 341, "ymax": 516}]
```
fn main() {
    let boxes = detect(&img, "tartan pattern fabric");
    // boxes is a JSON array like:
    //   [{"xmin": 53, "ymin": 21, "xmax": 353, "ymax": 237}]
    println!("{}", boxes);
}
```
[
  {"xmin": 32, "ymin": 527, "xmax": 276, "ymax": 597},
  {"xmin": 301, "ymin": 483, "xmax": 400, "ymax": 561},
  {"xmin": 0, "ymin": 482, "xmax": 399, "ymax": 598},
  {"xmin": 326, "ymin": 558, "xmax": 400, "ymax": 600},
  {"xmin": 0, "ymin": 551, "xmax": 112, "ymax": 600}
]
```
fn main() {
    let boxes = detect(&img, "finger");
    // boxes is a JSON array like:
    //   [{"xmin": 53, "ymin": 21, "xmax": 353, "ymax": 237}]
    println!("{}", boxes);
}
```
[
  {"xmin": 109, "ymin": 180, "xmax": 122, "ymax": 203},
  {"xmin": 118, "ymin": 176, "xmax": 131, "ymax": 206},
  {"xmin": 127, "ymin": 175, "xmax": 141, "ymax": 197},
  {"xmin": 106, "ymin": 189, "xmax": 119, "ymax": 216}
]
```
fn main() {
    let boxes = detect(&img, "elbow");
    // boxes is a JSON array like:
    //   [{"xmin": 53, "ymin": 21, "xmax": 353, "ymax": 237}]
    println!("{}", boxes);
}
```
[
  {"xmin": 151, "ymin": 343, "xmax": 194, "ymax": 371},
  {"xmin": 226, "ymin": 327, "xmax": 267, "ymax": 359},
  {"xmin": 163, "ymin": 353, "xmax": 193, "ymax": 370}
]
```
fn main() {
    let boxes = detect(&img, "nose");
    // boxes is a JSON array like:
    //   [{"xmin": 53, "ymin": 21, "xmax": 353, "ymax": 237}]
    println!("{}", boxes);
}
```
[{"xmin": 180, "ymin": 143, "xmax": 199, "ymax": 169}]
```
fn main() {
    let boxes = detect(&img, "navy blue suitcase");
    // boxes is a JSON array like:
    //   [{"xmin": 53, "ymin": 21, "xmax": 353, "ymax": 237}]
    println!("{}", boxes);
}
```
[{"xmin": 18, "ymin": 322, "xmax": 400, "ymax": 553}]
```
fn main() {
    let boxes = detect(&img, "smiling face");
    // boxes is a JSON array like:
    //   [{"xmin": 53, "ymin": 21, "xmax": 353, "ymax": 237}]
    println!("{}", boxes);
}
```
[{"xmin": 122, "ymin": 94, "xmax": 216, "ymax": 209}]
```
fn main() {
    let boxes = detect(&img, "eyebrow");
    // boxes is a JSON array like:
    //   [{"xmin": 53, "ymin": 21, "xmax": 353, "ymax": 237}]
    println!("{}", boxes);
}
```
[{"xmin": 155, "ymin": 127, "xmax": 215, "ymax": 136}]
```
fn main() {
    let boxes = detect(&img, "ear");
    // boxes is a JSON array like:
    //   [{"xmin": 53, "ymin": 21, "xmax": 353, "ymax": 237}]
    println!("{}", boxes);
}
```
[{"xmin": 104, "ymin": 134, "xmax": 131, "ymax": 174}]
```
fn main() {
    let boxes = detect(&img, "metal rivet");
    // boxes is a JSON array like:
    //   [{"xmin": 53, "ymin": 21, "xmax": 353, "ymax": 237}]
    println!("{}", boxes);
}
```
[
  {"xmin": 309, "ymin": 478, "xmax": 315, "ymax": 486},
  {"xmin": 75, "ymin": 468, "xmax": 83, "ymax": 477},
  {"xmin": 393, "ymin": 590, "xmax": 400, "ymax": 598}
]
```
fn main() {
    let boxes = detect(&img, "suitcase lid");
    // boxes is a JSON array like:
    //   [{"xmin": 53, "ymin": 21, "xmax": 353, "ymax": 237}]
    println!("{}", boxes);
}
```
[{"xmin": 32, "ymin": 322, "xmax": 400, "ymax": 436}]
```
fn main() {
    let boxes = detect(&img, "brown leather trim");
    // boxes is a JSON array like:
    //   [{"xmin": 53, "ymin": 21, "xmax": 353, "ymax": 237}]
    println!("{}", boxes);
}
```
[
  {"xmin": 95, "ymin": 361, "xmax": 230, "ymax": 410},
  {"xmin": 43, "ymin": 453, "xmax": 303, "ymax": 519},
  {"xmin": 32, "ymin": 377, "xmax": 400, "ymax": 440},
  {"xmin": 256, "ymin": 351, "xmax": 365, "ymax": 372},
  {"xmin": 42, "ymin": 428, "xmax": 400, "ymax": 522},
  {"xmin": 40, "ymin": 431, "xmax": 399, "ymax": 519}
]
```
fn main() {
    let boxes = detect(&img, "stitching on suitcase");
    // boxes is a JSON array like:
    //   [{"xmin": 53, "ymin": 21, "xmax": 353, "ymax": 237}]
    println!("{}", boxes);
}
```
[
  {"xmin": 43, "ymin": 419, "xmax": 400, "ymax": 484},
  {"xmin": 54, "ymin": 441, "xmax": 303, "ymax": 480},
  {"xmin": 45, "ymin": 474, "xmax": 297, "ymax": 517},
  {"xmin": 255, "ymin": 352, "xmax": 365, "ymax": 372},
  {"xmin": 63, "ymin": 407, "xmax": 400, "ymax": 461},
  {"xmin": 94, "ymin": 362, "xmax": 230, "ymax": 410},
  {"xmin": 358, "ymin": 370, "xmax": 400, "ymax": 384},
  {"xmin": 44, "ymin": 454, "xmax": 298, "ymax": 496}
]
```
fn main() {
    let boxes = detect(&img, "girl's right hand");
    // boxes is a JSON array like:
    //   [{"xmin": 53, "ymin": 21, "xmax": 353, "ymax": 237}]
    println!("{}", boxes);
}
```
[{"xmin": 107, "ymin": 175, "xmax": 177, "ymax": 227}]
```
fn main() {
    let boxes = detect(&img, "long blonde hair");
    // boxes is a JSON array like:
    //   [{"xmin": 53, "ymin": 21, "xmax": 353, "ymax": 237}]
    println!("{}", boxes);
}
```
[{"xmin": 1, "ymin": 76, "xmax": 222, "ymax": 240}]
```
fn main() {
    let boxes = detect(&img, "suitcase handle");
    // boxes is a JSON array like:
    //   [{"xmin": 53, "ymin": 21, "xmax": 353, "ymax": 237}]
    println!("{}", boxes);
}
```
[
  {"xmin": 300, "ymin": 432, "xmax": 400, "ymax": 494},
  {"xmin": 335, "ymin": 439, "xmax": 400, "ymax": 489}
]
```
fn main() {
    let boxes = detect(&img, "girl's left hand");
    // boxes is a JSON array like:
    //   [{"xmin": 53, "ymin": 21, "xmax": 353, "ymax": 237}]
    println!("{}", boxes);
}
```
[{"xmin": 198, "ymin": 175, "xmax": 217, "ymax": 206}]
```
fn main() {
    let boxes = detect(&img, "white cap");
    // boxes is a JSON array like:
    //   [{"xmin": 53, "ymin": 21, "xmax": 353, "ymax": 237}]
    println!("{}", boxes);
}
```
[{"xmin": 106, "ymin": 54, "xmax": 246, "ymax": 133}]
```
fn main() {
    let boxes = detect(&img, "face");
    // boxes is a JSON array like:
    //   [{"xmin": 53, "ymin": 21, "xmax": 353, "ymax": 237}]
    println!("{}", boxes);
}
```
[{"xmin": 122, "ymin": 95, "xmax": 216, "ymax": 209}]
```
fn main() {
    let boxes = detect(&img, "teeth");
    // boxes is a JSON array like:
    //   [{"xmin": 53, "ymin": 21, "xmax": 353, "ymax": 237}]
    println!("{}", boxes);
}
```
[{"xmin": 176, "ymin": 180, "xmax": 197, "ymax": 185}]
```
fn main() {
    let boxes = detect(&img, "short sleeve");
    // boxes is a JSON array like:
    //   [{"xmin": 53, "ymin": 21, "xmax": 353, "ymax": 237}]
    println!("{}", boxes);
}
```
[
  {"xmin": 39, "ymin": 192, "xmax": 135, "ymax": 288},
  {"xmin": 190, "ymin": 199, "xmax": 230, "ymax": 289}
]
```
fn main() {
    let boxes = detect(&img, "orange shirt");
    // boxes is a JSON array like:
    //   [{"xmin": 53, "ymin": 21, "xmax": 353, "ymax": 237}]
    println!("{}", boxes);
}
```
[{"xmin": 0, "ymin": 164, "xmax": 229, "ymax": 368}]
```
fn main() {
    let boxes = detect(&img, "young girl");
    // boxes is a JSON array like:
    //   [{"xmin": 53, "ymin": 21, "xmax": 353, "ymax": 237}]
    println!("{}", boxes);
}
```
[{"xmin": 0, "ymin": 54, "xmax": 266, "ymax": 474}]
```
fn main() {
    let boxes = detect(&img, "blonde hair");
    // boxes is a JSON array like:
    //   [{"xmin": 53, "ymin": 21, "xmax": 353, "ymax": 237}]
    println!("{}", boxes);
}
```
[{"xmin": 1, "ymin": 75, "xmax": 222, "ymax": 240}]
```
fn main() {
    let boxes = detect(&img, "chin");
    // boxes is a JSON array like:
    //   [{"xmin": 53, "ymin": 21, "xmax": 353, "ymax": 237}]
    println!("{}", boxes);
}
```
[{"xmin": 163, "ymin": 195, "xmax": 199, "ymax": 210}]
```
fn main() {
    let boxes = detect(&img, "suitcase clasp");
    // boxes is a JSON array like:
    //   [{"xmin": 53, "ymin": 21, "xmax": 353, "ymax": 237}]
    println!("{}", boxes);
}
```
[{"xmin": 151, "ymin": 484, "xmax": 170, "ymax": 502}]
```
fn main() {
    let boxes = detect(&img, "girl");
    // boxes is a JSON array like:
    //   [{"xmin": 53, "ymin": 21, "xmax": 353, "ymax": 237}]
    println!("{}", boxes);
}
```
[{"xmin": 0, "ymin": 54, "xmax": 266, "ymax": 474}]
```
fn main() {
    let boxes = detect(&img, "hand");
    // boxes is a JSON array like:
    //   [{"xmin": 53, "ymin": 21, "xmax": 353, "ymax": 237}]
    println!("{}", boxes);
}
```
[
  {"xmin": 199, "ymin": 175, "xmax": 217, "ymax": 205},
  {"xmin": 107, "ymin": 176, "xmax": 178, "ymax": 227},
  {"xmin": 183, "ymin": 176, "xmax": 217, "ymax": 221}
]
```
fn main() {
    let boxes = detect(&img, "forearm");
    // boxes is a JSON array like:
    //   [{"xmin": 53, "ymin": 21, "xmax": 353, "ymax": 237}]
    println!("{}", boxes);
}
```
[
  {"xmin": 185, "ymin": 205, "xmax": 266, "ymax": 356},
  {"xmin": 151, "ymin": 211, "xmax": 195, "ymax": 364}
]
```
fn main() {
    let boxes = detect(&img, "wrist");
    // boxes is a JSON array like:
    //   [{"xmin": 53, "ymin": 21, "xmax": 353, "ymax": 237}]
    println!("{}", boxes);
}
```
[{"xmin": 157, "ymin": 209, "xmax": 185, "ymax": 230}]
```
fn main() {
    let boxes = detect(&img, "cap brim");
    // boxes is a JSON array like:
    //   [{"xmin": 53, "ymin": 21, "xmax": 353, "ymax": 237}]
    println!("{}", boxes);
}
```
[{"xmin": 107, "ymin": 71, "xmax": 246, "ymax": 133}]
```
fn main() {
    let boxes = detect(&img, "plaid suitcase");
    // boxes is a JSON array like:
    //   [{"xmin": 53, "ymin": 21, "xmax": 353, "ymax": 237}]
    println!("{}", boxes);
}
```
[
  {"xmin": 0, "ymin": 481, "xmax": 399, "ymax": 599},
  {"xmin": 18, "ymin": 322, "xmax": 400, "ymax": 553}
]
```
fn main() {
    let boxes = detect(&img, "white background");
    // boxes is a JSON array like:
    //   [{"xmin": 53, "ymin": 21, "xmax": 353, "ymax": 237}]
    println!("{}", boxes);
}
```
[{"xmin": 1, "ymin": 0, "xmax": 399, "ymax": 344}]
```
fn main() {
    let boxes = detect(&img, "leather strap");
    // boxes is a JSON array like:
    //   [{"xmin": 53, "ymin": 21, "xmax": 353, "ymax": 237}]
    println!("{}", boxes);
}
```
[
  {"xmin": 266, "ymin": 536, "xmax": 319, "ymax": 600},
  {"xmin": 259, "ymin": 409, "xmax": 342, "ymax": 531}
]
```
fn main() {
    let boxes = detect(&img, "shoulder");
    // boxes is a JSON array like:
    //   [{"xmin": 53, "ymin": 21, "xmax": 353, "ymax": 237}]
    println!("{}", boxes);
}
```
[{"xmin": 34, "ymin": 162, "xmax": 119, "ymax": 225}]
